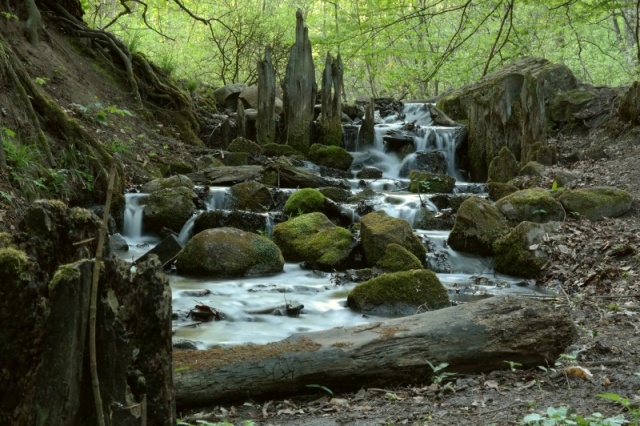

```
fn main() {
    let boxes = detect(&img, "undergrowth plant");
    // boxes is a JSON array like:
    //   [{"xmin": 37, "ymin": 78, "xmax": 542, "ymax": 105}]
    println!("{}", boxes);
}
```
[
  {"xmin": 70, "ymin": 97, "xmax": 133, "ymax": 125},
  {"xmin": 521, "ymin": 405, "xmax": 628, "ymax": 425}
]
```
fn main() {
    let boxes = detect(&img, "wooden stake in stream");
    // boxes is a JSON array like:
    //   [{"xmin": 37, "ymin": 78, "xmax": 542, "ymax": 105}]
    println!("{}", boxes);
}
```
[{"xmin": 89, "ymin": 157, "xmax": 118, "ymax": 426}]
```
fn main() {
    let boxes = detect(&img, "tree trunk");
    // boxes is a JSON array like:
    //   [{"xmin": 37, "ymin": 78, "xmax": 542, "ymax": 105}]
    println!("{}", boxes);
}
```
[
  {"xmin": 358, "ymin": 98, "xmax": 375, "ymax": 148},
  {"xmin": 174, "ymin": 296, "xmax": 576, "ymax": 408},
  {"xmin": 256, "ymin": 46, "xmax": 276, "ymax": 145},
  {"xmin": 319, "ymin": 52, "xmax": 343, "ymax": 146},
  {"xmin": 282, "ymin": 9, "xmax": 316, "ymax": 154}
]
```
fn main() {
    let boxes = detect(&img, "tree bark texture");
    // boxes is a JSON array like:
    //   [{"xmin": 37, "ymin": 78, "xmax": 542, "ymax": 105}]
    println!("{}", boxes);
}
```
[
  {"xmin": 282, "ymin": 9, "xmax": 316, "ymax": 154},
  {"xmin": 358, "ymin": 98, "xmax": 375, "ymax": 148},
  {"xmin": 319, "ymin": 52, "xmax": 343, "ymax": 146},
  {"xmin": 174, "ymin": 296, "xmax": 577, "ymax": 408},
  {"xmin": 257, "ymin": 46, "xmax": 276, "ymax": 145}
]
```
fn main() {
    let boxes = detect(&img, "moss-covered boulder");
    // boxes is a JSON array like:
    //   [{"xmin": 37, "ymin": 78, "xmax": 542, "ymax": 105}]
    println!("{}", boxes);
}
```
[
  {"xmin": 487, "ymin": 181, "xmax": 519, "ymax": 201},
  {"xmin": 217, "ymin": 151, "xmax": 250, "ymax": 166},
  {"xmin": 283, "ymin": 188, "xmax": 326, "ymax": 217},
  {"xmin": 488, "ymin": 146, "xmax": 518, "ymax": 183},
  {"xmin": 548, "ymin": 89, "xmax": 596, "ymax": 124},
  {"xmin": 262, "ymin": 143, "xmax": 304, "ymax": 158},
  {"xmin": 360, "ymin": 211, "xmax": 426, "ymax": 266},
  {"xmin": 318, "ymin": 186, "xmax": 351, "ymax": 203},
  {"xmin": 524, "ymin": 142, "xmax": 557, "ymax": 166},
  {"xmin": 142, "ymin": 186, "xmax": 196, "ymax": 233},
  {"xmin": 346, "ymin": 269, "xmax": 449, "ymax": 316},
  {"xmin": 229, "ymin": 180, "xmax": 273, "ymax": 212},
  {"xmin": 519, "ymin": 161, "xmax": 546, "ymax": 177},
  {"xmin": 176, "ymin": 227, "xmax": 283, "ymax": 277},
  {"xmin": 140, "ymin": 175, "xmax": 193, "ymax": 194},
  {"xmin": 495, "ymin": 188, "xmax": 566, "ymax": 223},
  {"xmin": 494, "ymin": 221, "xmax": 561, "ymax": 278},
  {"xmin": 228, "ymin": 137, "xmax": 263, "ymax": 157},
  {"xmin": 307, "ymin": 143, "xmax": 353, "ymax": 171},
  {"xmin": 448, "ymin": 197, "xmax": 510, "ymax": 256},
  {"xmin": 193, "ymin": 210, "xmax": 278, "ymax": 235},
  {"xmin": 272, "ymin": 212, "xmax": 355, "ymax": 271},
  {"xmin": 0, "ymin": 247, "xmax": 31, "ymax": 284},
  {"xmin": 376, "ymin": 243, "xmax": 424, "ymax": 272},
  {"xmin": 557, "ymin": 187, "xmax": 633, "ymax": 221},
  {"xmin": 409, "ymin": 170, "xmax": 456, "ymax": 194}
]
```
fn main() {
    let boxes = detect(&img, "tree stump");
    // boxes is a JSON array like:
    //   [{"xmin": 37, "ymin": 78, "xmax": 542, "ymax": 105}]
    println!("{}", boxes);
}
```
[{"xmin": 257, "ymin": 46, "xmax": 276, "ymax": 145}]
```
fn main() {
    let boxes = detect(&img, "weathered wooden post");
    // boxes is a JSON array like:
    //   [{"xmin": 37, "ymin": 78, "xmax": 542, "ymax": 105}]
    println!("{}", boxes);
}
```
[
  {"xmin": 282, "ymin": 9, "xmax": 316, "ymax": 154},
  {"xmin": 257, "ymin": 46, "xmax": 276, "ymax": 145},
  {"xmin": 358, "ymin": 98, "xmax": 375, "ymax": 148},
  {"xmin": 319, "ymin": 52, "xmax": 343, "ymax": 146}
]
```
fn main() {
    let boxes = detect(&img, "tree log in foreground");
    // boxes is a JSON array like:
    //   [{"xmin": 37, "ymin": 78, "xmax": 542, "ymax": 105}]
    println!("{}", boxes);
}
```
[{"xmin": 174, "ymin": 296, "xmax": 576, "ymax": 407}]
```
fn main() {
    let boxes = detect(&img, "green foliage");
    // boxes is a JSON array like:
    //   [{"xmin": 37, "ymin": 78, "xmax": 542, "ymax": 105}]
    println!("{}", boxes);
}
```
[
  {"xmin": 0, "ymin": 11, "xmax": 18, "ymax": 20},
  {"xmin": 305, "ymin": 383, "xmax": 334, "ymax": 396},
  {"xmin": 427, "ymin": 361, "xmax": 456, "ymax": 386},
  {"xmin": 521, "ymin": 406, "xmax": 628, "ymax": 425},
  {"xmin": 34, "ymin": 77, "xmax": 49, "ymax": 86},
  {"xmin": 599, "ymin": 392, "xmax": 640, "ymax": 425},
  {"xmin": 70, "ymin": 97, "xmax": 133, "ymax": 125},
  {"xmin": 504, "ymin": 360, "xmax": 523, "ymax": 372}
]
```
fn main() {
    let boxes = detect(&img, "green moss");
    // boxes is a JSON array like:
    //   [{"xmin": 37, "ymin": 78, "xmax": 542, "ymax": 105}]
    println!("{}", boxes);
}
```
[
  {"xmin": 360, "ymin": 211, "xmax": 426, "ymax": 265},
  {"xmin": 317, "ymin": 121, "xmax": 344, "ymax": 147},
  {"xmin": 487, "ymin": 181, "xmax": 518, "ymax": 201},
  {"xmin": 557, "ymin": 187, "xmax": 633, "ymax": 221},
  {"xmin": 307, "ymin": 143, "xmax": 353, "ymax": 171},
  {"xmin": 251, "ymin": 235, "xmax": 285, "ymax": 274},
  {"xmin": 519, "ymin": 161, "xmax": 546, "ymax": 177},
  {"xmin": 448, "ymin": 196, "xmax": 510, "ymax": 256},
  {"xmin": 49, "ymin": 262, "xmax": 82, "ymax": 293},
  {"xmin": 283, "ymin": 188, "xmax": 326, "ymax": 217},
  {"xmin": 495, "ymin": 188, "xmax": 566, "ymax": 223},
  {"xmin": 347, "ymin": 269, "xmax": 449, "ymax": 314},
  {"xmin": 230, "ymin": 181, "xmax": 272, "ymax": 212},
  {"xmin": 409, "ymin": 170, "xmax": 456, "ymax": 193},
  {"xmin": 218, "ymin": 151, "xmax": 249, "ymax": 166},
  {"xmin": 318, "ymin": 187, "xmax": 351, "ymax": 203},
  {"xmin": 262, "ymin": 143, "xmax": 303, "ymax": 158},
  {"xmin": 143, "ymin": 186, "xmax": 196, "ymax": 233},
  {"xmin": 376, "ymin": 243, "xmax": 423, "ymax": 272},
  {"xmin": 228, "ymin": 137, "xmax": 263, "ymax": 157},
  {"xmin": 493, "ymin": 222, "xmax": 558, "ymax": 278},
  {"xmin": 0, "ymin": 232, "xmax": 12, "ymax": 249},
  {"xmin": 0, "ymin": 247, "xmax": 30, "ymax": 283},
  {"xmin": 140, "ymin": 175, "xmax": 193, "ymax": 194}
]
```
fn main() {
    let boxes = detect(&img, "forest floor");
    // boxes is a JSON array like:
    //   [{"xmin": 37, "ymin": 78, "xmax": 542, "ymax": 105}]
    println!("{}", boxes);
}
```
[
  {"xmin": 1, "ymin": 22, "xmax": 639, "ymax": 426},
  {"xmin": 178, "ymin": 134, "xmax": 640, "ymax": 425}
]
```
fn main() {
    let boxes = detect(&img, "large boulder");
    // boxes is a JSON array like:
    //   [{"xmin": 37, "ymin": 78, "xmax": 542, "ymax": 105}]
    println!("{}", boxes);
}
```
[
  {"xmin": 496, "ymin": 188, "xmax": 566, "ymax": 223},
  {"xmin": 487, "ymin": 146, "xmax": 518, "ymax": 183},
  {"xmin": 193, "ymin": 210, "xmax": 283, "ymax": 236},
  {"xmin": 360, "ymin": 211, "xmax": 426, "ymax": 266},
  {"xmin": 228, "ymin": 137, "xmax": 263, "ymax": 157},
  {"xmin": 214, "ymin": 83, "xmax": 247, "ymax": 110},
  {"xmin": 557, "ymin": 187, "xmax": 633, "ymax": 221},
  {"xmin": 271, "ymin": 212, "xmax": 355, "ymax": 271},
  {"xmin": 140, "ymin": 175, "xmax": 193, "ymax": 194},
  {"xmin": 438, "ymin": 58, "xmax": 576, "ymax": 181},
  {"xmin": 399, "ymin": 151, "xmax": 448, "ymax": 178},
  {"xmin": 176, "ymin": 227, "xmax": 283, "ymax": 277},
  {"xmin": 493, "ymin": 221, "xmax": 561, "ymax": 278},
  {"xmin": 448, "ymin": 197, "xmax": 510, "ymax": 256},
  {"xmin": 346, "ymin": 269, "xmax": 450, "ymax": 316},
  {"xmin": 142, "ymin": 186, "xmax": 196, "ymax": 233},
  {"xmin": 283, "ymin": 188, "xmax": 325, "ymax": 216},
  {"xmin": 229, "ymin": 180, "xmax": 273, "ymax": 212}
]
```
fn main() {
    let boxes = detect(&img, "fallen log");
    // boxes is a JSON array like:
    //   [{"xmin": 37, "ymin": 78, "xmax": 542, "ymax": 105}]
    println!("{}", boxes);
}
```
[{"xmin": 174, "ymin": 296, "xmax": 576, "ymax": 408}]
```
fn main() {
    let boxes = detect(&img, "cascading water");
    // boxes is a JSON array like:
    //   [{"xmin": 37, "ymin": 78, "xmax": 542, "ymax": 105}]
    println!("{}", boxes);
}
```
[{"xmin": 115, "ymin": 102, "xmax": 551, "ymax": 349}]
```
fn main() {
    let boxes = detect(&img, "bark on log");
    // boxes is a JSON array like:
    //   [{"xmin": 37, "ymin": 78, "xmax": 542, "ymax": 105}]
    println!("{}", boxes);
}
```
[
  {"xmin": 282, "ymin": 9, "xmax": 316, "ymax": 154},
  {"xmin": 257, "ymin": 46, "xmax": 276, "ymax": 145},
  {"xmin": 174, "ymin": 296, "xmax": 576, "ymax": 408},
  {"xmin": 319, "ymin": 52, "xmax": 343, "ymax": 146}
]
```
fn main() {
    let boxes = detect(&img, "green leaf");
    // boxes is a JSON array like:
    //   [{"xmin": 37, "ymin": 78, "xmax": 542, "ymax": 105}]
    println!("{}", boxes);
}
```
[{"xmin": 305, "ymin": 384, "xmax": 333, "ymax": 396}]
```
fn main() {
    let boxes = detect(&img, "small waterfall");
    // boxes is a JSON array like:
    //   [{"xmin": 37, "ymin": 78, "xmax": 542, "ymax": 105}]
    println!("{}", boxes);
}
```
[
  {"xmin": 177, "ymin": 213, "xmax": 198, "ymax": 245},
  {"xmin": 263, "ymin": 214, "xmax": 274, "ymax": 238},
  {"xmin": 123, "ymin": 193, "xmax": 147, "ymax": 239},
  {"xmin": 205, "ymin": 187, "xmax": 229, "ymax": 210}
]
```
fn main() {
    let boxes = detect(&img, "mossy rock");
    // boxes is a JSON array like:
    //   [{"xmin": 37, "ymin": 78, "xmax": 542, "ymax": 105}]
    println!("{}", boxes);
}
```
[
  {"xmin": 347, "ymin": 188, "xmax": 377, "ymax": 203},
  {"xmin": 408, "ymin": 170, "xmax": 456, "ymax": 194},
  {"xmin": 376, "ymin": 243, "xmax": 424, "ymax": 272},
  {"xmin": 307, "ymin": 143, "xmax": 353, "ymax": 171},
  {"xmin": 487, "ymin": 146, "xmax": 518, "ymax": 183},
  {"xmin": 142, "ymin": 186, "xmax": 196, "ymax": 233},
  {"xmin": 272, "ymin": 212, "xmax": 355, "ymax": 271},
  {"xmin": 495, "ymin": 188, "xmax": 566, "ymax": 223},
  {"xmin": 414, "ymin": 210, "xmax": 455, "ymax": 231},
  {"xmin": 228, "ymin": 137, "xmax": 263, "ymax": 157},
  {"xmin": 557, "ymin": 187, "xmax": 633, "ymax": 221},
  {"xmin": 493, "ymin": 221, "xmax": 561, "ymax": 278},
  {"xmin": 487, "ymin": 182, "xmax": 519, "ymax": 201},
  {"xmin": 548, "ymin": 89, "xmax": 595, "ymax": 123},
  {"xmin": 193, "ymin": 210, "xmax": 274, "ymax": 235},
  {"xmin": 229, "ymin": 180, "xmax": 273, "ymax": 212},
  {"xmin": 176, "ymin": 227, "xmax": 283, "ymax": 277},
  {"xmin": 0, "ymin": 232, "xmax": 13, "ymax": 249},
  {"xmin": 262, "ymin": 143, "xmax": 304, "ymax": 158},
  {"xmin": 347, "ymin": 269, "xmax": 450, "ymax": 316},
  {"xmin": 448, "ymin": 197, "xmax": 510, "ymax": 256},
  {"xmin": 140, "ymin": 175, "xmax": 193, "ymax": 194},
  {"xmin": 360, "ymin": 211, "xmax": 426, "ymax": 266},
  {"xmin": 525, "ymin": 142, "xmax": 557, "ymax": 166},
  {"xmin": 519, "ymin": 161, "xmax": 546, "ymax": 177},
  {"xmin": 217, "ymin": 151, "xmax": 249, "ymax": 166},
  {"xmin": 283, "ymin": 188, "xmax": 326, "ymax": 217},
  {"xmin": 318, "ymin": 186, "xmax": 351, "ymax": 203}
]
